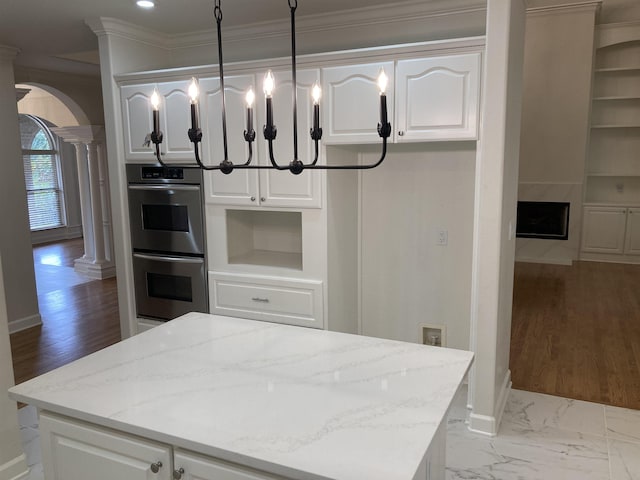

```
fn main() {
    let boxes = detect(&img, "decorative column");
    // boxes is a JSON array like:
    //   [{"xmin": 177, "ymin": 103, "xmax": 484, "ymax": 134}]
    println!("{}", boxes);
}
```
[{"xmin": 51, "ymin": 126, "xmax": 115, "ymax": 280}]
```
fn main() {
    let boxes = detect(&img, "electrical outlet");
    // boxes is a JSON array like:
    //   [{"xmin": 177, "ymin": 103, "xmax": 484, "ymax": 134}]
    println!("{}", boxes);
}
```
[
  {"xmin": 437, "ymin": 229, "xmax": 448, "ymax": 246},
  {"xmin": 616, "ymin": 183, "xmax": 624, "ymax": 193}
]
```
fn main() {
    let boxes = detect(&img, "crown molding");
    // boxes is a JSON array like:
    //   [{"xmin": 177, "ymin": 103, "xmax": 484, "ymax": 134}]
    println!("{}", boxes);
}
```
[
  {"xmin": 85, "ymin": 17, "xmax": 169, "ymax": 50},
  {"xmin": 89, "ymin": 0, "xmax": 486, "ymax": 52},
  {"xmin": 0, "ymin": 45, "xmax": 20, "ymax": 61},
  {"xmin": 526, "ymin": 0, "xmax": 601, "ymax": 16}
]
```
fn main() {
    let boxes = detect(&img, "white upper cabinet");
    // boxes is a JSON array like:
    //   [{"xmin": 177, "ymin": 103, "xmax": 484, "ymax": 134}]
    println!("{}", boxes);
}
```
[
  {"xmin": 121, "ymin": 83, "xmax": 155, "ymax": 161},
  {"xmin": 157, "ymin": 80, "xmax": 194, "ymax": 160},
  {"xmin": 121, "ymin": 81, "xmax": 195, "ymax": 163},
  {"xmin": 200, "ymin": 74, "xmax": 259, "ymax": 206},
  {"xmin": 322, "ymin": 62, "xmax": 395, "ymax": 144},
  {"xmin": 395, "ymin": 53, "xmax": 481, "ymax": 141},
  {"xmin": 257, "ymin": 69, "xmax": 322, "ymax": 208}
]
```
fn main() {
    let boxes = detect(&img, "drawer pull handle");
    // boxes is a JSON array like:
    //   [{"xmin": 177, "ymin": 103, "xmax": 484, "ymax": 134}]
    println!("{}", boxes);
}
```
[
  {"xmin": 252, "ymin": 297, "xmax": 270, "ymax": 303},
  {"xmin": 173, "ymin": 468, "xmax": 185, "ymax": 480},
  {"xmin": 150, "ymin": 461, "xmax": 162, "ymax": 473}
]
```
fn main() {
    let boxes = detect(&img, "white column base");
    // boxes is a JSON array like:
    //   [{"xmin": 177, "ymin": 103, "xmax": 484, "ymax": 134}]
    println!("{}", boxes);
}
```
[
  {"xmin": 0, "ymin": 453, "xmax": 29, "ymax": 480},
  {"xmin": 74, "ymin": 258, "xmax": 116, "ymax": 280},
  {"xmin": 468, "ymin": 370, "xmax": 512, "ymax": 436},
  {"xmin": 8, "ymin": 314, "xmax": 42, "ymax": 334}
]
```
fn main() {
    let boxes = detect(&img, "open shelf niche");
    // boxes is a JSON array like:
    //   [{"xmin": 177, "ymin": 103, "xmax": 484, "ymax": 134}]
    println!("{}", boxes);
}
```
[{"xmin": 226, "ymin": 210, "xmax": 303, "ymax": 270}]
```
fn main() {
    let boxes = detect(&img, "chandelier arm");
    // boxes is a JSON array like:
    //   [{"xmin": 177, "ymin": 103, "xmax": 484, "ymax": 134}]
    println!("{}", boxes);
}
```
[
  {"xmin": 266, "ymin": 138, "xmax": 292, "ymax": 171},
  {"xmin": 304, "ymin": 136, "xmax": 389, "ymax": 170}
]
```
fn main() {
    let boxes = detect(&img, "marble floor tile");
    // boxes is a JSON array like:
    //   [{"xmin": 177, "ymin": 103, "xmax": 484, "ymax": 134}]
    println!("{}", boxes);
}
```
[
  {"xmin": 608, "ymin": 438, "xmax": 640, "ymax": 480},
  {"xmin": 606, "ymin": 405, "xmax": 640, "ymax": 444},
  {"xmin": 503, "ymin": 389, "xmax": 607, "ymax": 437}
]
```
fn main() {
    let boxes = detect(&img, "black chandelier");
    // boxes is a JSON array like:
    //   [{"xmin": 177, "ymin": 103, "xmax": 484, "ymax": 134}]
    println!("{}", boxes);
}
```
[{"xmin": 149, "ymin": 0, "xmax": 391, "ymax": 175}]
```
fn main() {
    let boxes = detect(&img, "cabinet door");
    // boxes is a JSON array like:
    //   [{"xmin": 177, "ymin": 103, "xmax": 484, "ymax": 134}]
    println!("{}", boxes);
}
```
[
  {"xmin": 39, "ymin": 412, "xmax": 172, "ymax": 480},
  {"xmin": 157, "ymin": 80, "xmax": 194, "ymax": 162},
  {"xmin": 581, "ymin": 206, "xmax": 627, "ymax": 254},
  {"xmin": 396, "ymin": 53, "xmax": 481, "ymax": 141},
  {"xmin": 200, "ymin": 75, "xmax": 260, "ymax": 206},
  {"xmin": 624, "ymin": 208, "xmax": 640, "ymax": 254},
  {"xmin": 121, "ymin": 83, "xmax": 156, "ymax": 162},
  {"xmin": 257, "ymin": 69, "xmax": 322, "ymax": 208},
  {"xmin": 322, "ymin": 61, "xmax": 395, "ymax": 144},
  {"xmin": 174, "ymin": 449, "xmax": 279, "ymax": 480}
]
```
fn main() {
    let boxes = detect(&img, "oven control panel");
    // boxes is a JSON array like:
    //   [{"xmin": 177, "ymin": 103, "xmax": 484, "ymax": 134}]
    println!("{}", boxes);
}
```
[
  {"xmin": 126, "ymin": 164, "xmax": 203, "ymax": 185},
  {"xmin": 141, "ymin": 167, "xmax": 184, "ymax": 180}
]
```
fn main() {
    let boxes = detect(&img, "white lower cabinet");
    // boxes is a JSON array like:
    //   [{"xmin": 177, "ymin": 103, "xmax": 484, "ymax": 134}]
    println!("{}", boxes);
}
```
[
  {"xmin": 581, "ymin": 205, "xmax": 640, "ymax": 255},
  {"xmin": 39, "ymin": 412, "xmax": 283, "ymax": 480},
  {"xmin": 209, "ymin": 272, "xmax": 324, "ymax": 329},
  {"xmin": 39, "ymin": 412, "xmax": 173, "ymax": 480}
]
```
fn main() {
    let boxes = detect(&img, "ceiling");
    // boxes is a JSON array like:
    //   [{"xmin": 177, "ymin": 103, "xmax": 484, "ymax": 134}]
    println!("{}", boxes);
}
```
[{"xmin": 0, "ymin": 0, "xmax": 399, "ymax": 71}]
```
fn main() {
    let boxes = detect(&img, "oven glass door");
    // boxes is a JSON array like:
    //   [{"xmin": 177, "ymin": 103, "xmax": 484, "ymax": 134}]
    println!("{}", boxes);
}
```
[
  {"xmin": 133, "ymin": 253, "xmax": 208, "ymax": 321},
  {"xmin": 128, "ymin": 184, "xmax": 204, "ymax": 255}
]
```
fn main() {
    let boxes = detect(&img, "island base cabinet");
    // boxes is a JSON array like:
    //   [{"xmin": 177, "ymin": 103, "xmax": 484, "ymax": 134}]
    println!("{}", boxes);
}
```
[
  {"xmin": 39, "ymin": 412, "xmax": 287, "ymax": 480},
  {"xmin": 39, "ymin": 412, "xmax": 172, "ymax": 480},
  {"xmin": 174, "ymin": 449, "xmax": 284, "ymax": 480}
]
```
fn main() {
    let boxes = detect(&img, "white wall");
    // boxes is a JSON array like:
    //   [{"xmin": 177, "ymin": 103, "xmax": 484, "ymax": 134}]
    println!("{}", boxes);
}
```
[
  {"xmin": 17, "ymin": 84, "xmax": 78, "ymax": 127},
  {"xmin": 0, "ymin": 47, "xmax": 30, "ymax": 480},
  {"xmin": 360, "ymin": 143, "xmax": 476, "ymax": 350},
  {"xmin": 516, "ymin": 3, "xmax": 598, "ymax": 265},
  {"xmin": 0, "ymin": 46, "xmax": 41, "ymax": 333}
]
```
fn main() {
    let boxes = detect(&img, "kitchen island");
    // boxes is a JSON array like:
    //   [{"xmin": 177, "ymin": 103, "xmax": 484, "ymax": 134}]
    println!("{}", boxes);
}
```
[{"xmin": 9, "ymin": 312, "xmax": 473, "ymax": 480}]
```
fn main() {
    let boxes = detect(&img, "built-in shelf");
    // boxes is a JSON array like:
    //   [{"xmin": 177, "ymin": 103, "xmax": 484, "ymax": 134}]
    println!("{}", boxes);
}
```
[
  {"xmin": 591, "ymin": 124, "xmax": 640, "ymax": 129},
  {"xmin": 226, "ymin": 210, "xmax": 303, "ymax": 271},
  {"xmin": 228, "ymin": 250, "xmax": 303, "ymax": 270},
  {"xmin": 595, "ymin": 67, "xmax": 640, "ymax": 73},
  {"xmin": 593, "ymin": 96, "xmax": 640, "ymax": 101},
  {"xmin": 587, "ymin": 173, "xmax": 640, "ymax": 177}
]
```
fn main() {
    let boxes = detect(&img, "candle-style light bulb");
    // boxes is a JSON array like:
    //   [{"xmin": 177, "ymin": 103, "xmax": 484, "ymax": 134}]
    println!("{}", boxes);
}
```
[
  {"xmin": 187, "ymin": 79, "xmax": 200, "ymax": 132},
  {"xmin": 246, "ymin": 88, "xmax": 255, "ymax": 108},
  {"xmin": 311, "ymin": 82, "xmax": 321, "ymax": 105},
  {"xmin": 377, "ymin": 68, "xmax": 388, "ymax": 95},
  {"xmin": 188, "ymin": 77, "xmax": 199, "ymax": 104},
  {"xmin": 245, "ymin": 88, "xmax": 255, "ymax": 134},
  {"xmin": 150, "ymin": 89, "xmax": 160, "ymax": 111},
  {"xmin": 263, "ymin": 70, "xmax": 275, "ymax": 98}
]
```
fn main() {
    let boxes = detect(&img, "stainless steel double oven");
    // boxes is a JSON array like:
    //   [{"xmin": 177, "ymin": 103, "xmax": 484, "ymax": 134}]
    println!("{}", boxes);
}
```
[{"xmin": 126, "ymin": 164, "xmax": 208, "ymax": 321}]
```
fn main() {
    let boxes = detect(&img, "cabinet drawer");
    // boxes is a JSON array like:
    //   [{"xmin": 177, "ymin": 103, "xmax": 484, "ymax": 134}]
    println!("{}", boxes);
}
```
[{"xmin": 210, "ymin": 272, "xmax": 323, "ymax": 329}]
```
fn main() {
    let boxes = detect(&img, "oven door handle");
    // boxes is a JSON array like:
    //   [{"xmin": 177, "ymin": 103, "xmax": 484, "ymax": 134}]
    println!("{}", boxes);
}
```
[
  {"xmin": 133, "ymin": 253, "xmax": 204, "ymax": 264},
  {"xmin": 128, "ymin": 185, "xmax": 201, "ymax": 192}
]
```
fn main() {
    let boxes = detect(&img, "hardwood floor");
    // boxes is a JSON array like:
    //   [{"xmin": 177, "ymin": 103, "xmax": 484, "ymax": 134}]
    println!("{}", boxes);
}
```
[
  {"xmin": 10, "ymin": 239, "xmax": 121, "ymax": 386},
  {"xmin": 510, "ymin": 261, "xmax": 640, "ymax": 410}
]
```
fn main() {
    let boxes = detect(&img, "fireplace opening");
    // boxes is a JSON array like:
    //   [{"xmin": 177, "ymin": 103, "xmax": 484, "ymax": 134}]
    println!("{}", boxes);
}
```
[{"xmin": 516, "ymin": 201, "xmax": 570, "ymax": 240}]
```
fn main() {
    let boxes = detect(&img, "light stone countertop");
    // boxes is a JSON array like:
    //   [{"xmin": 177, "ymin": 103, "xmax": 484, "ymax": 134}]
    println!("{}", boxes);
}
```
[{"xmin": 9, "ymin": 312, "xmax": 473, "ymax": 480}]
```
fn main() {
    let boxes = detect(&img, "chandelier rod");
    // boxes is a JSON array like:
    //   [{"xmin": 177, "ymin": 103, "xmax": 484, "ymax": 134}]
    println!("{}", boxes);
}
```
[{"xmin": 289, "ymin": 0, "xmax": 299, "ymax": 163}]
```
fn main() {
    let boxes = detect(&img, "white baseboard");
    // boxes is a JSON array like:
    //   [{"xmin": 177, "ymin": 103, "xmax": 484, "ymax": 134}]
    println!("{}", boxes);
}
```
[
  {"xmin": 31, "ymin": 225, "xmax": 82, "ymax": 245},
  {"xmin": 8, "ymin": 314, "xmax": 42, "ymax": 334},
  {"xmin": 515, "ymin": 256, "xmax": 572, "ymax": 266},
  {"xmin": 468, "ymin": 369, "xmax": 512, "ymax": 436},
  {"xmin": 74, "ymin": 259, "xmax": 116, "ymax": 280},
  {"xmin": 0, "ymin": 453, "xmax": 29, "ymax": 480}
]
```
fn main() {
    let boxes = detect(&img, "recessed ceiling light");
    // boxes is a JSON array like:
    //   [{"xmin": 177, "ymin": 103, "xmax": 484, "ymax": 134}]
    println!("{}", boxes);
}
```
[{"xmin": 136, "ymin": 0, "xmax": 155, "ymax": 9}]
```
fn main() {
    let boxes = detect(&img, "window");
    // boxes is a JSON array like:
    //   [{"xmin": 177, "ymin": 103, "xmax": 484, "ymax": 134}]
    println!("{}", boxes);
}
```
[{"xmin": 19, "ymin": 115, "xmax": 66, "ymax": 231}]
